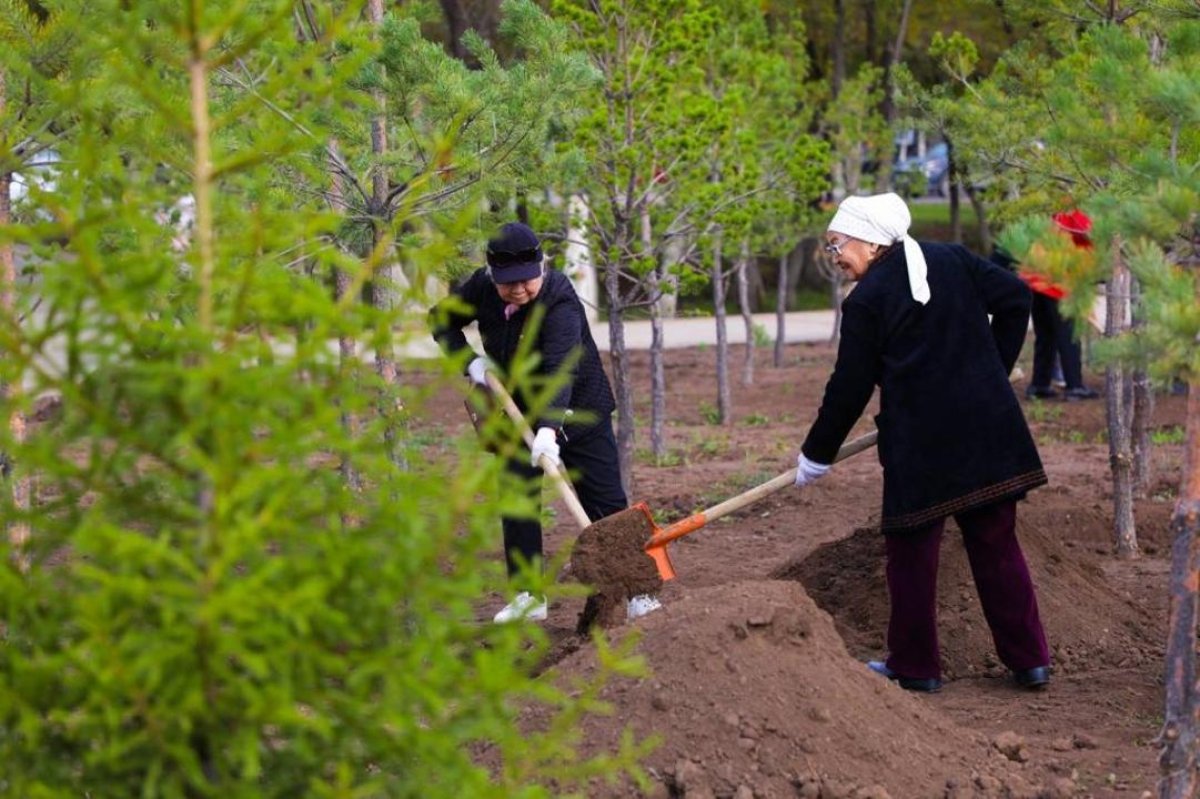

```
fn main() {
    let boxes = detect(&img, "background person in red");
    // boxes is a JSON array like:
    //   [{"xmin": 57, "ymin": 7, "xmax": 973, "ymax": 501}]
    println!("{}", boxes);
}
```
[{"xmin": 1020, "ymin": 210, "xmax": 1101, "ymax": 401}]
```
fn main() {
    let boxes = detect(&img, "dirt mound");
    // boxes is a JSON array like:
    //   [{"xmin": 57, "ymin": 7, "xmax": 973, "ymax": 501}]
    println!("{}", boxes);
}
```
[
  {"xmin": 539, "ymin": 580, "xmax": 1056, "ymax": 798},
  {"xmin": 777, "ymin": 514, "xmax": 1162, "ymax": 682}
]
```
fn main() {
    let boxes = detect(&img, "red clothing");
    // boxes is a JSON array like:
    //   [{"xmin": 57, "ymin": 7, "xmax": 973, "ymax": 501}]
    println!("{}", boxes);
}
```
[{"xmin": 1018, "ymin": 210, "xmax": 1093, "ymax": 300}]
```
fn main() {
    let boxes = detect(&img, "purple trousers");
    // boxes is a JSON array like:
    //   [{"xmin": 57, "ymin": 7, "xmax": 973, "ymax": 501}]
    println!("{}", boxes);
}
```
[{"xmin": 884, "ymin": 499, "xmax": 1049, "ymax": 680}]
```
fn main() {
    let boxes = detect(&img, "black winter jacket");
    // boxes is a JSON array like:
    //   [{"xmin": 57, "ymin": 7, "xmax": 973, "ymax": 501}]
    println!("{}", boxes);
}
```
[
  {"xmin": 429, "ymin": 268, "xmax": 615, "ymax": 435},
  {"xmin": 801, "ymin": 241, "xmax": 1046, "ymax": 533}
]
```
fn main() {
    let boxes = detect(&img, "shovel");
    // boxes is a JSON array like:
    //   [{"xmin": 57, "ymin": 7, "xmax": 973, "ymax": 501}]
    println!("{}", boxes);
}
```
[
  {"xmin": 640, "ymin": 430, "xmax": 878, "ymax": 580},
  {"xmin": 482, "ymin": 371, "xmax": 592, "ymax": 531},
  {"xmin": 569, "ymin": 430, "xmax": 879, "ymax": 597}
]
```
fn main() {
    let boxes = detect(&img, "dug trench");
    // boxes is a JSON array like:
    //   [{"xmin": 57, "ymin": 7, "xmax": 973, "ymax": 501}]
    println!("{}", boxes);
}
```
[{"xmin": 420, "ymin": 341, "xmax": 1186, "ymax": 797}]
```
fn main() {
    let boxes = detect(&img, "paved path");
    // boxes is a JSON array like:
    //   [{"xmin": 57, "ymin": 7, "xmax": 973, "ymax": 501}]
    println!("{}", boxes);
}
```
[
  {"xmin": 401, "ymin": 309, "xmax": 837, "ymax": 358},
  {"xmin": 590, "ymin": 310, "xmax": 836, "ymax": 351}
]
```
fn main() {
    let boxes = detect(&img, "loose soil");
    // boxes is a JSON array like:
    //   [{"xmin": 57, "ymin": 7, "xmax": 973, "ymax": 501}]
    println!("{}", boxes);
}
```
[{"xmin": 419, "ymin": 337, "xmax": 1187, "ymax": 798}]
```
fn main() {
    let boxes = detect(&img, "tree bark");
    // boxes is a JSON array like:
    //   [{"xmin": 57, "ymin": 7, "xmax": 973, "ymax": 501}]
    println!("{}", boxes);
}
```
[
  {"xmin": 367, "ymin": 0, "xmax": 403, "ymax": 469},
  {"xmin": 947, "ymin": 139, "xmax": 962, "ymax": 244},
  {"xmin": 327, "ymin": 138, "xmax": 362, "ymax": 493},
  {"xmin": 645, "ymin": 205, "xmax": 667, "ymax": 460},
  {"xmin": 1131, "ymin": 277, "xmax": 1154, "ymax": 495},
  {"xmin": 1157, "ymin": 369, "xmax": 1200, "ymax": 798},
  {"xmin": 831, "ymin": 0, "xmax": 846, "ymax": 98},
  {"xmin": 738, "ymin": 238, "xmax": 754, "ymax": 387},
  {"xmin": 649, "ymin": 304, "xmax": 666, "ymax": 461},
  {"xmin": 1105, "ymin": 250, "xmax": 1138, "ymax": 557},
  {"xmin": 774, "ymin": 250, "xmax": 788, "ymax": 368},
  {"xmin": 439, "ymin": 0, "xmax": 469, "ymax": 61},
  {"xmin": 963, "ymin": 180, "xmax": 993, "ymax": 254},
  {"xmin": 712, "ymin": 229, "xmax": 731, "ymax": 424},
  {"xmin": 1, "ymin": 67, "xmax": 31, "ymax": 564},
  {"xmin": 606, "ymin": 247, "xmax": 634, "ymax": 500}
]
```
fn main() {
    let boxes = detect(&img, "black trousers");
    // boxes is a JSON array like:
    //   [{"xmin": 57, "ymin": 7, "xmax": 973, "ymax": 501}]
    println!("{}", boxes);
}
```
[
  {"xmin": 501, "ymin": 415, "xmax": 627, "ymax": 584},
  {"xmin": 1030, "ymin": 292, "xmax": 1084, "ymax": 390}
]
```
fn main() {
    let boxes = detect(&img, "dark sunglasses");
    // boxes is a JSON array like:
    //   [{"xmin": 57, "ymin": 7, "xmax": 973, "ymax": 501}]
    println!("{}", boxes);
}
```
[{"xmin": 487, "ymin": 247, "xmax": 542, "ymax": 267}]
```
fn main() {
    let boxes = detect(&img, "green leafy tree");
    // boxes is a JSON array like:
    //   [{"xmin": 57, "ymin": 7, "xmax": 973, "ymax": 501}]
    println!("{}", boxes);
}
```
[
  {"xmin": 549, "ymin": 0, "xmax": 726, "ymax": 487},
  {"xmin": 0, "ymin": 1, "xmax": 649, "ymax": 795}
]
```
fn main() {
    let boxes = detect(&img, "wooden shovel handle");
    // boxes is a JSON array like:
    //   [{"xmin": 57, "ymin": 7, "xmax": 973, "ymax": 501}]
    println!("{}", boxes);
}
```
[
  {"xmin": 648, "ymin": 430, "xmax": 878, "ymax": 548},
  {"xmin": 484, "ymin": 371, "xmax": 592, "ymax": 531}
]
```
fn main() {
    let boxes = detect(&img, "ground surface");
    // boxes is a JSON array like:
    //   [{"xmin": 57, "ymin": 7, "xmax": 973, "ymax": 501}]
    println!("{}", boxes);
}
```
[{"xmin": 421, "ymin": 336, "xmax": 1188, "ymax": 799}]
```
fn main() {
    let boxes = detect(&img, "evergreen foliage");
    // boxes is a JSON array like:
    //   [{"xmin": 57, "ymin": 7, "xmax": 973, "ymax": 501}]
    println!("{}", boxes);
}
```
[{"xmin": 0, "ymin": 1, "xmax": 648, "ymax": 795}]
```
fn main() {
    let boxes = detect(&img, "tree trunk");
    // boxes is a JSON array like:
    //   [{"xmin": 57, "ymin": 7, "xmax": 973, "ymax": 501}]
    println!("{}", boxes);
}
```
[
  {"xmin": 327, "ymin": 139, "xmax": 362, "ymax": 493},
  {"xmin": 738, "ymin": 238, "xmax": 754, "ymax": 387},
  {"xmin": 774, "ymin": 250, "xmax": 788, "ymax": 368},
  {"xmin": 963, "ymin": 180, "xmax": 993, "ymax": 254},
  {"xmin": 1131, "ymin": 277, "xmax": 1154, "ymax": 496},
  {"xmin": 606, "ymin": 248, "xmax": 634, "ymax": 500},
  {"xmin": 875, "ymin": 0, "xmax": 914, "ymax": 192},
  {"xmin": 1105, "ymin": 250, "xmax": 1138, "ymax": 557},
  {"xmin": 1, "ymin": 109, "xmax": 31, "ymax": 565},
  {"xmin": 828, "ymin": 248, "xmax": 844, "ymax": 345},
  {"xmin": 439, "ymin": 0, "xmax": 468, "ymax": 61},
  {"xmin": 646, "ymin": 207, "xmax": 667, "ymax": 461},
  {"xmin": 649, "ymin": 303, "xmax": 667, "ymax": 461},
  {"xmin": 712, "ymin": 230, "xmax": 731, "ymax": 425},
  {"xmin": 831, "ymin": 0, "xmax": 846, "ymax": 99},
  {"xmin": 1157, "ymin": 372, "xmax": 1200, "ymax": 798},
  {"xmin": 657, "ymin": 222, "xmax": 685, "ymax": 319},
  {"xmin": 367, "ymin": 0, "xmax": 403, "ymax": 469},
  {"xmin": 564, "ymin": 194, "xmax": 599, "ymax": 323},
  {"xmin": 947, "ymin": 139, "xmax": 962, "ymax": 244}
]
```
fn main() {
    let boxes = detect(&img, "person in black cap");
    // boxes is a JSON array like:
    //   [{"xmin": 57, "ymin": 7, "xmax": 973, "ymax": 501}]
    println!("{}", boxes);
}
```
[{"xmin": 429, "ymin": 221, "xmax": 661, "ymax": 623}]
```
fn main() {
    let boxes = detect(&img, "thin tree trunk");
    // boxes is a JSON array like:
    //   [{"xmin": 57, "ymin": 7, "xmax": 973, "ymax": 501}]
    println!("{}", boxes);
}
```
[
  {"xmin": 606, "ymin": 251, "xmax": 634, "ymax": 500},
  {"xmin": 645, "ymin": 205, "xmax": 667, "ymax": 460},
  {"xmin": 738, "ymin": 238, "xmax": 754, "ymax": 387},
  {"xmin": 327, "ymin": 139, "xmax": 362, "ymax": 492},
  {"xmin": 1105, "ymin": 249, "xmax": 1138, "ymax": 557},
  {"xmin": 0, "ymin": 73, "xmax": 31, "ymax": 565},
  {"xmin": 366, "ymin": 0, "xmax": 404, "ymax": 469},
  {"xmin": 649, "ymin": 303, "xmax": 667, "ymax": 461},
  {"xmin": 439, "ymin": 0, "xmax": 468, "ymax": 60},
  {"xmin": 831, "ymin": 0, "xmax": 846, "ymax": 98},
  {"xmin": 828, "ymin": 247, "xmax": 844, "ymax": 345},
  {"xmin": 963, "ymin": 180, "xmax": 993, "ymax": 254},
  {"xmin": 875, "ymin": 0, "xmax": 914, "ymax": 192},
  {"xmin": 712, "ymin": 230, "xmax": 730, "ymax": 425},
  {"xmin": 947, "ymin": 140, "xmax": 962, "ymax": 244},
  {"xmin": 1131, "ymin": 277, "xmax": 1154, "ymax": 495},
  {"xmin": 774, "ymin": 250, "xmax": 787, "ymax": 368},
  {"xmin": 1158, "ymin": 369, "xmax": 1200, "ymax": 797}
]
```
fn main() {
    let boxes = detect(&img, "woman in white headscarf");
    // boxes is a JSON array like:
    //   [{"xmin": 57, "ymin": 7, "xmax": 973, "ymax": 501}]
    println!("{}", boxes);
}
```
[{"xmin": 794, "ymin": 193, "xmax": 1050, "ymax": 694}]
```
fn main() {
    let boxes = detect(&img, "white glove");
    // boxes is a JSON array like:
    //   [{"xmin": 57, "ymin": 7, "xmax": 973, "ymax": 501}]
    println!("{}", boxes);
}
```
[
  {"xmin": 530, "ymin": 426, "xmax": 561, "ymax": 469},
  {"xmin": 467, "ymin": 356, "xmax": 489, "ymax": 387},
  {"xmin": 794, "ymin": 452, "xmax": 831, "ymax": 487}
]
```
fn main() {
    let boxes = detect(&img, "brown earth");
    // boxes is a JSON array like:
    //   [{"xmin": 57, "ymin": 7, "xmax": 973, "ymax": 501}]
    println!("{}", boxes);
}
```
[{"xmin": 419, "ymin": 337, "xmax": 1187, "ymax": 799}]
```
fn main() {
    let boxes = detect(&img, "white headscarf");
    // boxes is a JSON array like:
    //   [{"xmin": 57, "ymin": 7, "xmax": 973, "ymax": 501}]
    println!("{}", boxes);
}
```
[{"xmin": 828, "ymin": 192, "xmax": 930, "ymax": 305}]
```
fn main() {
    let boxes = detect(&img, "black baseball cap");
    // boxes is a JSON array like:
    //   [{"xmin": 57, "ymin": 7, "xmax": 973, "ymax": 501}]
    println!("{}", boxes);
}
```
[{"xmin": 486, "ymin": 222, "xmax": 544, "ymax": 283}]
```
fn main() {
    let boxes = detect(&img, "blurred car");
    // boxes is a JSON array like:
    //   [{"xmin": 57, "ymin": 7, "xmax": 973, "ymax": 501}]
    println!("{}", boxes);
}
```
[{"xmin": 894, "ymin": 142, "xmax": 950, "ymax": 197}]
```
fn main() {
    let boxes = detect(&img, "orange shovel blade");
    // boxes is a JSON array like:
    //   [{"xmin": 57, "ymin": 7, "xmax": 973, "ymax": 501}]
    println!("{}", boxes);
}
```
[{"xmin": 643, "ymin": 510, "xmax": 710, "ymax": 582}]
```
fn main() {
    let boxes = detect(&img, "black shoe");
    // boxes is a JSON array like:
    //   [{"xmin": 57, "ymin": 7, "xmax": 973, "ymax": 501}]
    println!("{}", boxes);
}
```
[
  {"xmin": 1013, "ymin": 665, "xmax": 1051, "ymax": 689},
  {"xmin": 1064, "ymin": 386, "xmax": 1100, "ymax": 401},
  {"xmin": 1025, "ymin": 385, "xmax": 1058, "ymax": 400},
  {"xmin": 867, "ymin": 660, "xmax": 943, "ymax": 693}
]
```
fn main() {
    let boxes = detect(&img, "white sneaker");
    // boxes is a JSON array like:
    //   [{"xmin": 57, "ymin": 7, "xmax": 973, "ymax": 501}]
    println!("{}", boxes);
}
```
[
  {"xmin": 493, "ymin": 591, "xmax": 548, "ymax": 623},
  {"xmin": 626, "ymin": 594, "xmax": 663, "ymax": 621}
]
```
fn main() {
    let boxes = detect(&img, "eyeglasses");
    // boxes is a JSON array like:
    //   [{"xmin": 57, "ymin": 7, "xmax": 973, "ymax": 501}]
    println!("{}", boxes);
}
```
[
  {"xmin": 487, "ymin": 247, "xmax": 542, "ymax": 267},
  {"xmin": 823, "ymin": 237, "xmax": 850, "ymax": 256}
]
